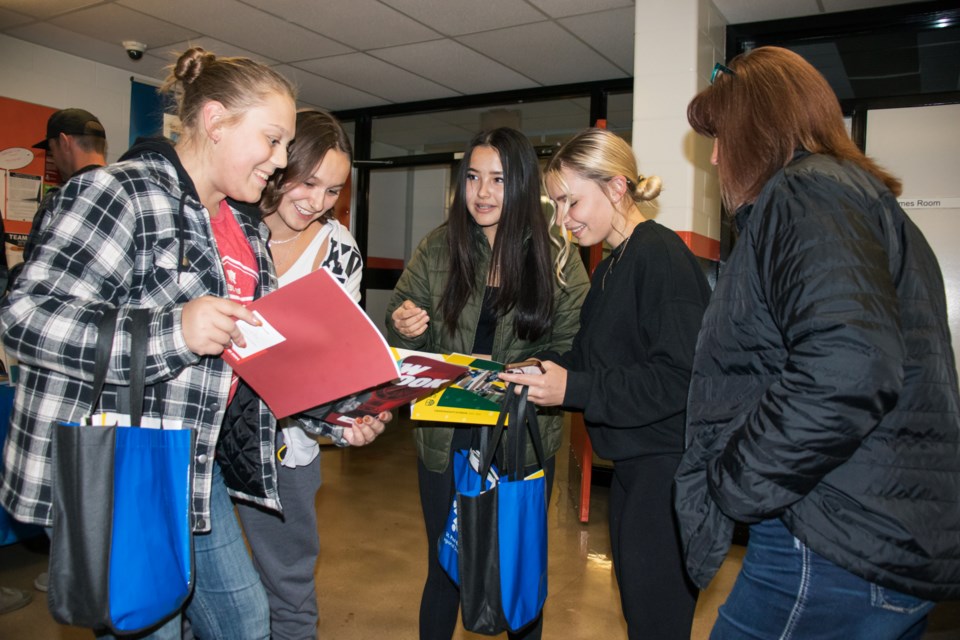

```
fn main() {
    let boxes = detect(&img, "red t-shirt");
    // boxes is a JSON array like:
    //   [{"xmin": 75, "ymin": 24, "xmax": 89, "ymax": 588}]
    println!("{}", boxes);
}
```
[{"xmin": 210, "ymin": 200, "xmax": 259, "ymax": 403}]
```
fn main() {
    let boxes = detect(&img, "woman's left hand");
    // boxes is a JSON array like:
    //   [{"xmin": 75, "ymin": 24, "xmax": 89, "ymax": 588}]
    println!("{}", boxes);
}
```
[
  {"xmin": 498, "ymin": 361, "xmax": 567, "ymax": 407},
  {"xmin": 343, "ymin": 411, "xmax": 392, "ymax": 446}
]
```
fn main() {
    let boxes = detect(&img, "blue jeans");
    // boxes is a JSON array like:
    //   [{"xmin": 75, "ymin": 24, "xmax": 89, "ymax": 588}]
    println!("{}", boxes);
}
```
[
  {"xmin": 97, "ymin": 463, "xmax": 270, "ymax": 640},
  {"xmin": 712, "ymin": 519, "xmax": 934, "ymax": 640}
]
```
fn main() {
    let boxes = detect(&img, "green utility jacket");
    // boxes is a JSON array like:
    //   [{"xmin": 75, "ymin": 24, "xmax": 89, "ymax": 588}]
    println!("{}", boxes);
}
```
[{"xmin": 386, "ymin": 224, "xmax": 589, "ymax": 472}]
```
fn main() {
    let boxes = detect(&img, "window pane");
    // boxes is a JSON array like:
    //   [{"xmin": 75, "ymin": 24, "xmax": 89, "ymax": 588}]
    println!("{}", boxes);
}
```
[
  {"xmin": 605, "ymin": 92, "xmax": 633, "ymax": 144},
  {"xmin": 370, "ymin": 98, "xmax": 591, "ymax": 158}
]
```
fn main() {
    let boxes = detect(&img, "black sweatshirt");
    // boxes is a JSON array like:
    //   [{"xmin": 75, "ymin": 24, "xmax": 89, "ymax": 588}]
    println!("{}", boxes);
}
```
[{"xmin": 543, "ymin": 220, "xmax": 711, "ymax": 461}]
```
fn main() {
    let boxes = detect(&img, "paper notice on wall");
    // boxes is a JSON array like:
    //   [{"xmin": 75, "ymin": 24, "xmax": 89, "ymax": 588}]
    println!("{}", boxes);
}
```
[{"xmin": 5, "ymin": 172, "xmax": 41, "ymax": 221}]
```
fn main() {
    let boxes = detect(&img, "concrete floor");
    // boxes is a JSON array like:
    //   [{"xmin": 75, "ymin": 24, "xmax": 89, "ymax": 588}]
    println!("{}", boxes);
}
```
[{"xmin": 1, "ymin": 414, "xmax": 958, "ymax": 639}]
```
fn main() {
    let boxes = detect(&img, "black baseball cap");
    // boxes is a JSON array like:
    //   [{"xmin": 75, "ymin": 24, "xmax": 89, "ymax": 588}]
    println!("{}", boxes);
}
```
[{"xmin": 33, "ymin": 108, "xmax": 106, "ymax": 150}]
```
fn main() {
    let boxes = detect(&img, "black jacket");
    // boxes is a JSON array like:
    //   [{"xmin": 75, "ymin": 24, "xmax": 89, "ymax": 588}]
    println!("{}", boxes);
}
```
[
  {"xmin": 675, "ymin": 152, "xmax": 960, "ymax": 600},
  {"xmin": 545, "ymin": 220, "xmax": 711, "ymax": 461}
]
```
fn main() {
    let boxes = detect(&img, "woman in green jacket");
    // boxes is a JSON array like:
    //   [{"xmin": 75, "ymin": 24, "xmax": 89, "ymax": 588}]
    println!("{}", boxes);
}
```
[{"xmin": 386, "ymin": 127, "xmax": 589, "ymax": 640}]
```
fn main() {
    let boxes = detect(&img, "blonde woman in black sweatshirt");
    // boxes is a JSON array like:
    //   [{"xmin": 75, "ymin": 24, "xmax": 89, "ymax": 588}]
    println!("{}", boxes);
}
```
[{"xmin": 500, "ymin": 128, "xmax": 710, "ymax": 640}]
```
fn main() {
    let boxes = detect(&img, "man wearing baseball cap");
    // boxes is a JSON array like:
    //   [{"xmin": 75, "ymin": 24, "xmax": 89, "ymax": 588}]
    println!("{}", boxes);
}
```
[
  {"xmin": 6, "ymin": 108, "xmax": 111, "ymax": 592},
  {"xmin": 20, "ymin": 108, "xmax": 108, "ymax": 268},
  {"xmin": 32, "ymin": 108, "xmax": 107, "ymax": 182}
]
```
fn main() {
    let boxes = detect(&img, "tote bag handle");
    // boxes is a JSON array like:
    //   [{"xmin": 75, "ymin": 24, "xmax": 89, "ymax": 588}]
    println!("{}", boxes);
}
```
[
  {"xmin": 89, "ymin": 308, "xmax": 150, "ymax": 426},
  {"xmin": 479, "ymin": 382, "xmax": 546, "ymax": 482}
]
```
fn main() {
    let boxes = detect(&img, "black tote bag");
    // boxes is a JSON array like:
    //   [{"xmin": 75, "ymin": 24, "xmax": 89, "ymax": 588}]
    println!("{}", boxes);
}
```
[{"xmin": 457, "ymin": 383, "xmax": 549, "ymax": 635}]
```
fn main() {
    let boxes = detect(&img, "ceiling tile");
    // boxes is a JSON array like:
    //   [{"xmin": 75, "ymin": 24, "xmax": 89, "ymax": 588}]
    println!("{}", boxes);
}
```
[
  {"xmin": 559, "ymin": 7, "xmax": 634, "ymax": 72},
  {"xmin": 370, "ymin": 39, "xmax": 537, "ymax": 94},
  {"xmin": 6, "ymin": 21, "xmax": 171, "ymax": 79},
  {"xmin": 3, "ymin": 0, "xmax": 940, "ymax": 114},
  {"xmin": 272, "ymin": 64, "xmax": 389, "ymax": 111},
  {"xmin": 153, "ymin": 37, "xmax": 279, "ymax": 67},
  {"xmin": 118, "ymin": 0, "xmax": 352, "ymax": 62},
  {"xmin": 50, "ymin": 4, "xmax": 199, "ymax": 49},
  {"xmin": 527, "ymin": 0, "xmax": 634, "ymax": 19},
  {"xmin": 295, "ymin": 53, "xmax": 459, "ymax": 103},
  {"xmin": 243, "ymin": 0, "xmax": 439, "ymax": 49},
  {"xmin": 0, "ymin": 0, "xmax": 102, "ymax": 20},
  {"xmin": 458, "ymin": 21, "xmax": 625, "ymax": 86},
  {"xmin": 381, "ymin": 0, "xmax": 546, "ymax": 36},
  {"xmin": 713, "ymin": 0, "xmax": 820, "ymax": 24},
  {"xmin": 0, "ymin": 7, "xmax": 32, "ymax": 29}
]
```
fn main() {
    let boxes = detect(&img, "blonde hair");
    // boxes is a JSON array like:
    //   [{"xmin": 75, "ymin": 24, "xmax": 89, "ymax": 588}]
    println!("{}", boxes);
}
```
[
  {"xmin": 161, "ymin": 47, "xmax": 296, "ymax": 141},
  {"xmin": 545, "ymin": 128, "xmax": 662, "ymax": 281}
]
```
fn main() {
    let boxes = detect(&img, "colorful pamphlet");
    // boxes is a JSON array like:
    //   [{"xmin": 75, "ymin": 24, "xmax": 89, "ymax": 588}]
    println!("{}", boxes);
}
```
[
  {"xmin": 410, "ymin": 353, "xmax": 508, "ymax": 425},
  {"xmin": 317, "ymin": 352, "xmax": 469, "ymax": 425}
]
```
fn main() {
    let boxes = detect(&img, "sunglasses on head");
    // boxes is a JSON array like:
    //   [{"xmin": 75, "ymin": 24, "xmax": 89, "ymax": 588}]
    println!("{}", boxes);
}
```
[{"xmin": 711, "ymin": 62, "xmax": 736, "ymax": 84}]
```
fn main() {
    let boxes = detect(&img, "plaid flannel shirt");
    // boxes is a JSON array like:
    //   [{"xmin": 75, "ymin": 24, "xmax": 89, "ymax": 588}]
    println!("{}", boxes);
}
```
[{"xmin": 0, "ymin": 146, "xmax": 343, "ymax": 531}]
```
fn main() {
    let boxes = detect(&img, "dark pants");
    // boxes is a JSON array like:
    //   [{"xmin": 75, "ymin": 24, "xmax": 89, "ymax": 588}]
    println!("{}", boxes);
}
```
[
  {"xmin": 417, "ymin": 427, "xmax": 555, "ymax": 640},
  {"xmin": 609, "ymin": 454, "xmax": 698, "ymax": 640},
  {"xmin": 236, "ymin": 449, "xmax": 322, "ymax": 640}
]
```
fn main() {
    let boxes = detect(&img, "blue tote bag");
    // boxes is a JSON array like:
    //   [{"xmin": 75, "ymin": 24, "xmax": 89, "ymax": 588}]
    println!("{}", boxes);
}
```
[
  {"xmin": 48, "ymin": 308, "xmax": 194, "ymax": 634},
  {"xmin": 440, "ymin": 383, "xmax": 548, "ymax": 635}
]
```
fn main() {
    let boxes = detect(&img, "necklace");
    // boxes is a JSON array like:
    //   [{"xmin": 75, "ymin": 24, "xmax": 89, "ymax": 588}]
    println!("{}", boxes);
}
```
[
  {"xmin": 268, "ymin": 230, "xmax": 302, "ymax": 247},
  {"xmin": 601, "ymin": 229, "xmax": 632, "ymax": 291}
]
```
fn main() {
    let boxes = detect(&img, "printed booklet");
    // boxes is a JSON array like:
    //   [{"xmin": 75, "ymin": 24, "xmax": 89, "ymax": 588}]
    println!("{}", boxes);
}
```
[{"xmin": 409, "ymin": 353, "xmax": 509, "ymax": 426}]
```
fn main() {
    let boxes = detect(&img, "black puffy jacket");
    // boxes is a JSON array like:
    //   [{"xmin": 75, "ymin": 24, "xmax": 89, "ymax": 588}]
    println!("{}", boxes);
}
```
[{"xmin": 675, "ymin": 152, "xmax": 960, "ymax": 600}]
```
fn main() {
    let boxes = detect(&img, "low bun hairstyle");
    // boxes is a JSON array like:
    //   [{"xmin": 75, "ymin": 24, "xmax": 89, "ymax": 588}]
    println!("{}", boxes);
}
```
[
  {"xmin": 161, "ymin": 47, "xmax": 296, "ymax": 140},
  {"xmin": 633, "ymin": 174, "xmax": 662, "ymax": 202}
]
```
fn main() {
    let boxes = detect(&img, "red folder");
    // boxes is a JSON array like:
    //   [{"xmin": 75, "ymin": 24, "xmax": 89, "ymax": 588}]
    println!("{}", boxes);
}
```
[{"xmin": 222, "ymin": 268, "xmax": 400, "ymax": 419}]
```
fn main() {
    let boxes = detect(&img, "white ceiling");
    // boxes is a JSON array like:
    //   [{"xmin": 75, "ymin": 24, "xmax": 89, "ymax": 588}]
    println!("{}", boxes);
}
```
[{"xmin": 0, "ymin": 0, "xmax": 931, "ymax": 112}]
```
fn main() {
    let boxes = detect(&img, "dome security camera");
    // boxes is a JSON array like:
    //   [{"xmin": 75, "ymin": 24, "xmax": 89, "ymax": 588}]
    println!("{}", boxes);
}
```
[{"xmin": 122, "ymin": 40, "xmax": 147, "ymax": 61}]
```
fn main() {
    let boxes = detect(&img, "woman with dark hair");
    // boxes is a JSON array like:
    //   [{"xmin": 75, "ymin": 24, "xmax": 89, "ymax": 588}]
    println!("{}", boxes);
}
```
[
  {"xmin": 675, "ymin": 46, "xmax": 960, "ymax": 638},
  {"xmin": 386, "ymin": 127, "xmax": 589, "ymax": 640},
  {"xmin": 233, "ymin": 109, "xmax": 388, "ymax": 639}
]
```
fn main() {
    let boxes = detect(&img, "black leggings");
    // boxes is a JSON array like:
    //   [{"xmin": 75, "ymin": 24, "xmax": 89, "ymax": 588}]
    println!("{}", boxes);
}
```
[
  {"xmin": 609, "ymin": 454, "xmax": 698, "ymax": 640},
  {"xmin": 417, "ymin": 427, "xmax": 555, "ymax": 640}
]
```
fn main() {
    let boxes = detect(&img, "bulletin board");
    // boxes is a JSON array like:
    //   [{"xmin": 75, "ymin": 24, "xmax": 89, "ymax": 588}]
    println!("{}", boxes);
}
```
[{"xmin": 0, "ymin": 96, "xmax": 57, "ymax": 241}]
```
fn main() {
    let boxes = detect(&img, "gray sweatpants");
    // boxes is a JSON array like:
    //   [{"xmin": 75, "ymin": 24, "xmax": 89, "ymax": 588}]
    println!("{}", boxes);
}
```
[{"xmin": 236, "ymin": 451, "xmax": 322, "ymax": 640}]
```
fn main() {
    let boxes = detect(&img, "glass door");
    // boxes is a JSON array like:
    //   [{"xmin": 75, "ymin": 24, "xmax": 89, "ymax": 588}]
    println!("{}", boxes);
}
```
[{"xmin": 363, "ymin": 163, "xmax": 455, "ymax": 337}]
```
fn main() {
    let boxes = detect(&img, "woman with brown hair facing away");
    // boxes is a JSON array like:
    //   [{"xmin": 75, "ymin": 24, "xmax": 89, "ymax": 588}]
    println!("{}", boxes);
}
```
[{"xmin": 675, "ymin": 46, "xmax": 960, "ymax": 639}]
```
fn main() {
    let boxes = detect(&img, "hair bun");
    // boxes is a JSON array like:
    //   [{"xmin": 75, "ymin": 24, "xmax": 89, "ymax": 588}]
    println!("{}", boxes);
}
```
[
  {"xmin": 636, "ymin": 174, "xmax": 662, "ymax": 201},
  {"xmin": 175, "ymin": 47, "xmax": 217, "ymax": 85}
]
